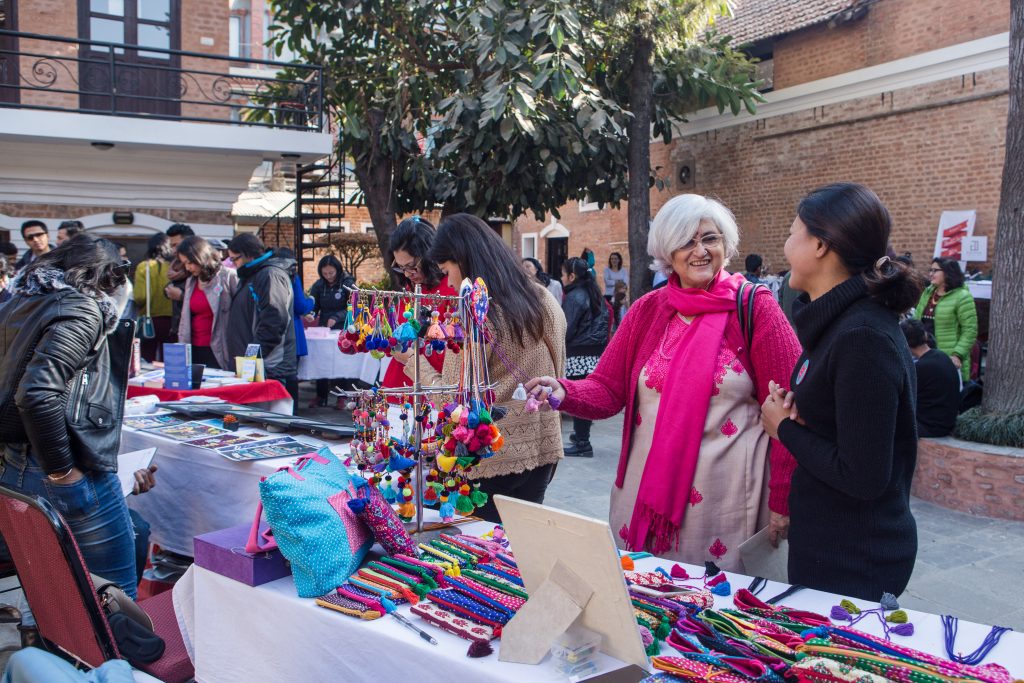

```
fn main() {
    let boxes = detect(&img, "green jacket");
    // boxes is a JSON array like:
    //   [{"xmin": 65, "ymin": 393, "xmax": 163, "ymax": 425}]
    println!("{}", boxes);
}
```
[
  {"xmin": 915, "ymin": 284, "xmax": 977, "ymax": 380},
  {"xmin": 132, "ymin": 258, "xmax": 173, "ymax": 318}
]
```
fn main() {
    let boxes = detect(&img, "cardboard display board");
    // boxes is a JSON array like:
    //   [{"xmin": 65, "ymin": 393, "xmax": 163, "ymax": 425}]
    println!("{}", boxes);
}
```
[{"xmin": 493, "ymin": 496, "xmax": 649, "ymax": 668}]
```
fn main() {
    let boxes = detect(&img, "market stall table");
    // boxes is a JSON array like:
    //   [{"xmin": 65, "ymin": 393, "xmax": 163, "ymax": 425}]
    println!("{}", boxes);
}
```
[
  {"xmin": 127, "ymin": 380, "xmax": 294, "ymax": 414},
  {"xmin": 122, "ymin": 425, "xmax": 344, "ymax": 556},
  {"xmin": 171, "ymin": 522, "xmax": 1024, "ymax": 683},
  {"xmin": 297, "ymin": 328, "xmax": 390, "ymax": 384}
]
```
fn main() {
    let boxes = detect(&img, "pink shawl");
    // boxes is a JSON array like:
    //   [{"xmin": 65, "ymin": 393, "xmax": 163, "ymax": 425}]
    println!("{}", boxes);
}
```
[{"xmin": 625, "ymin": 270, "xmax": 744, "ymax": 554}]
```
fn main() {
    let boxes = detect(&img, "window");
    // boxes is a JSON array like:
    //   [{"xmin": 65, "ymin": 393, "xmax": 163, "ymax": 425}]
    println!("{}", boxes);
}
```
[
  {"xmin": 229, "ymin": 15, "xmax": 250, "ymax": 59},
  {"xmin": 578, "ymin": 196, "xmax": 600, "ymax": 213},
  {"xmin": 521, "ymin": 233, "xmax": 538, "ymax": 259},
  {"xmin": 362, "ymin": 223, "xmax": 375, "ymax": 235}
]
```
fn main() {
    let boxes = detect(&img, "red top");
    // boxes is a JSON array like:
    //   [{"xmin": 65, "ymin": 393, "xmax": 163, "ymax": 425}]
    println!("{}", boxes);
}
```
[
  {"xmin": 560, "ymin": 286, "xmax": 802, "ymax": 516},
  {"xmin": 382, "ymin": 279, "xmax": 457, "ymax": 394},
  {"xmin": 189, "ymin": 285, "xmax": 214, "ymax": 347}
]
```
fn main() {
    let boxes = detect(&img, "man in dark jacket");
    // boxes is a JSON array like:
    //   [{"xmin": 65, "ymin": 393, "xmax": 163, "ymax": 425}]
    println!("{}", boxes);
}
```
[
  {"xmin": 900, "ymin": 319, "xmax": 960, "ymax": 438},
  {"xmin": 226, "ymin": 234, "xmax": 298, "ymax": 405}
]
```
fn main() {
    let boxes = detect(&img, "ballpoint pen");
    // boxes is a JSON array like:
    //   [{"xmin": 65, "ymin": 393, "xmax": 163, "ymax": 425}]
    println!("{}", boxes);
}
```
[{"xmin": 390, "ymin": 611, "xmax": 439, "ymax": 645}]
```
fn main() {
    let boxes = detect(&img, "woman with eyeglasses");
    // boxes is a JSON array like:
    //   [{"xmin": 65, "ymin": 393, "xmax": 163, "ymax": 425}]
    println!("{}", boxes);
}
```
[
  {"xmin": 0, "ymin": 234, "xmax": 140, "ymax": 596},
  {"xmin": 914, "ymin": 256, "xmax": 977, "ymax": 382},
  {"xmin": 380, "ymin": 217, "xmax": 457, "ymax": 393},
  {"xmin": 527, "ymin": 194, "xmax": 801, "ymax": 570}
]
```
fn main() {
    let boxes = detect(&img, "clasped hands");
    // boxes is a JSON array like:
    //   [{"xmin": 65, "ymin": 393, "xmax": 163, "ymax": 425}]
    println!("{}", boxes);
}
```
[{"xmin": 760, "ymin": 379, "xmax": 804, "ymax": 440}]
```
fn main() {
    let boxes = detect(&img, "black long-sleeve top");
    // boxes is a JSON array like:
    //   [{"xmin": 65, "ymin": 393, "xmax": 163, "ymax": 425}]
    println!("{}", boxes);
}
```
[{"xmin": 778, "ymin": 276, "xmax": 918, "ymax": 601}]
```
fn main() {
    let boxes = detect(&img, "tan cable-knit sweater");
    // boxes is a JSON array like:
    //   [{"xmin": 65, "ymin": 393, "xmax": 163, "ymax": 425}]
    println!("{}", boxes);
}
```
[{"xmin": 404, "ymin": 282, "xmax": 566, "ymax": 479}]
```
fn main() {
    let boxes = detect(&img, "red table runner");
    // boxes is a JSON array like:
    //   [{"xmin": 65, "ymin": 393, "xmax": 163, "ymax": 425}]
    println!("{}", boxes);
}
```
[{"xmin": 127, "ymin": 380, "xmax": 290, "ymax": 405}]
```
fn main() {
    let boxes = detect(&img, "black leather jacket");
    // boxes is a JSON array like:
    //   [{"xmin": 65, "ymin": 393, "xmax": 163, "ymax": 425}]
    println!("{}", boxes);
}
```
[
  {"xmin": 562, "ymin": 284, "xmax": 609, "ymax": 352},
  {"xmin": 0, "ymin": 286, "xmax": 134, "ymax": 474}
]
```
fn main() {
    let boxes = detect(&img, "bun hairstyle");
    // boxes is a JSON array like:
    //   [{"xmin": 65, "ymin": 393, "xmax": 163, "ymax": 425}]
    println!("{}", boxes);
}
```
[{"xmin": 797, "ymin": 183, "xmax": 925, "ymax": 313}]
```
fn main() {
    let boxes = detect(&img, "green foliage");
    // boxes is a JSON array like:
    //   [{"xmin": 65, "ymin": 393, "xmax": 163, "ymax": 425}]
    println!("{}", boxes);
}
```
[
  {"xmin": 266, "ymin": 0, "xmax": 761, "ymax": 224},
  {"xmin": 356, "ymin": 272, "xmax": 393, "ymax": 292},
  {"xmin": 954, "ymin": 407, "xmax": 1024, "ymax": 448}
]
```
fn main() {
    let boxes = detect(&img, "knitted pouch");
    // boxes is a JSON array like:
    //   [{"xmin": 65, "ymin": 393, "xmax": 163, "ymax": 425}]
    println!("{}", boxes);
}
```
[
  {"xmin": 347, "ymin": 478, "xmax": 417, "ymax": 557},
  {"xmin": 411, "ymin": 602, "xmax": 496, "ymax": 643},
  {"xmin": 315, "ymin": 591, "xmax": 382, "ymax": 620},
  {"xmin": 790, "ymin": 657, "xmax": 891, "ymax": 683}
]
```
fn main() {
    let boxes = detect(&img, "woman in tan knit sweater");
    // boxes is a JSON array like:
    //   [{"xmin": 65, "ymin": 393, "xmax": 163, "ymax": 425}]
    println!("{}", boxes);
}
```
[{"xmin": 393, "ymin": 213, "xmax": 567, "ymax": 522}]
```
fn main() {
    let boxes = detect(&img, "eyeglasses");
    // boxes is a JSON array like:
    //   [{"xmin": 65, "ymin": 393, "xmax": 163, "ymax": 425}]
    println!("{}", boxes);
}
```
[
  {"xmin": 928, "ymin": 268, "xmax": 941, "ymax": 273},
  {"xmin": 678, "ymin": 233, "xmax": 723, "ymax": 253},
  {"xmin": 391, "ymin": 258, "xmax": 421, "ymax": 275},
  {"xmin": 23, "ymin": 232, "xmax": 46, "ymax": 241}
]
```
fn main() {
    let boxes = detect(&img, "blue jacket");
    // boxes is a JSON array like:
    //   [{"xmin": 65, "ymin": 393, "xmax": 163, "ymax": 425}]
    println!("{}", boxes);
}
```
[{"xmin": 292, "ymin": 274, "xmax": 315, "ymax": 357}]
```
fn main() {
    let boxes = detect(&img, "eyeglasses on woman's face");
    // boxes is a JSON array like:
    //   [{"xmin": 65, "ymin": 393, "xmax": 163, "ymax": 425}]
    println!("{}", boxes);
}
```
[
  {"xmin": 679, "ymin": 232, "xmax": 723, "ymax": 253},
  {"xmin": 928, "ymin": 267, "xmax": 941, "ymax": 273},
  {"xmin": 391, "ymin": 257, "xmax": 421, "ymax": 275}
]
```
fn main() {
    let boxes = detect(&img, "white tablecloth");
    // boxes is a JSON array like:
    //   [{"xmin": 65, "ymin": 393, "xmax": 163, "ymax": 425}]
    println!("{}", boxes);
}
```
[
  {"xmin": 297, "ymin": 330, "xmax": 390, "ymax": 383},
  {"xmin": 171, "ymin": 523, "xmax": 1024, "ymax": 683},
  {"xmin": 122, "ymin": 427, "xmax": 347, "ymax": 556}
]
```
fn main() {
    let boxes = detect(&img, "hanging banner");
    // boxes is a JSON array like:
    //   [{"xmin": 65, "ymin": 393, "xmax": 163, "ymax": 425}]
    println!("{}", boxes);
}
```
[{"xmin": 932, "ymin": 210, "xmax": 976, "ymax": 261}]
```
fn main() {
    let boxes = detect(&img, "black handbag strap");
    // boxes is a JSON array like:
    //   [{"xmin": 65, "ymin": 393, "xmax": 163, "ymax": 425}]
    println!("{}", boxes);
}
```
[{"xmin": 736, "ymin": 281, "xmax": 767, "ymax": 348}]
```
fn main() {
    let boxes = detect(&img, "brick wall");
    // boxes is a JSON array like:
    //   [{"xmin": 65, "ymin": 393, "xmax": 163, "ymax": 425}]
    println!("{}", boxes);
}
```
[
  {"xmin": 0, "ymin": 202, "xmax": 229, "ymax": 226},
  {"xmin": 772, "ymin": 0, "xmax": 1011, "ymax": 89},
  {"xmin": 913, "ymin": 438, "xmax": 1024, "ymax": 521}
]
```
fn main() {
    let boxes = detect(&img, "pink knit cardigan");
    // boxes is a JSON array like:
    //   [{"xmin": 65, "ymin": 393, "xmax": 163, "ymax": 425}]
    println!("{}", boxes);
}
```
[{"xmin": 560, "ymin": 285, "xmax": 802, "ymax": 515}]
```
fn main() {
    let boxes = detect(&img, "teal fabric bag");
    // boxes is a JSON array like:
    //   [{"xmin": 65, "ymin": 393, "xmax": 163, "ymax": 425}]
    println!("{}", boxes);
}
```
[{"xmin": 257, "ymin": 448, "xmax": 373, "ymax": 597}]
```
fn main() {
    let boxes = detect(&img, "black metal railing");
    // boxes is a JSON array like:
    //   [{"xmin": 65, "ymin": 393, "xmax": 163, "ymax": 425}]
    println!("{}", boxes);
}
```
[{"xmin": 0, "ymin": 29, "xmax": 323, "ymax": 131}]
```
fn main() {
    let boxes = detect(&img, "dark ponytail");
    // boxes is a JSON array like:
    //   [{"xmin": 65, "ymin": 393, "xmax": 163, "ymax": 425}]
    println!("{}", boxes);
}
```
[
  {"xmin": 563, "ymin": 257, "xmax": 603, "ymax": 316},
  {"xmin": 797, "ymin": 183, "xmax": 925, "ymax": 313}
]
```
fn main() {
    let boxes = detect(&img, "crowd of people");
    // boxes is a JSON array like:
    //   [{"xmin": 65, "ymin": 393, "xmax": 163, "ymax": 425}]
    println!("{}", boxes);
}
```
[{"xmin": 0, "ymin": 184, "xmax": 984, "ymax": 605}]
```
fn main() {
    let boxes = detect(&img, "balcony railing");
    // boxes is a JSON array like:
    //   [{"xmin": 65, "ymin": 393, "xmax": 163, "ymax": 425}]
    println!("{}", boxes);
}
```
[{"xmin": 0, "ymin": 29, "xmax": 323, "ymax": 132}]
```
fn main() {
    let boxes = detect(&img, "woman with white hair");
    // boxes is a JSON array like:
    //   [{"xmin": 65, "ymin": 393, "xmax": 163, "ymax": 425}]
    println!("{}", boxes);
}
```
[{"xmin": 527, "ymin": 195, "xmax": 801, "ymax": 569}]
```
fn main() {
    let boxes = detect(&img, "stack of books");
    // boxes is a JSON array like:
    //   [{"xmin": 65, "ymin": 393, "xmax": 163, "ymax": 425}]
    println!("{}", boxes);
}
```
[{"xmin": 163, "ymin": 343, "xmax": 193, "ymax": 390}]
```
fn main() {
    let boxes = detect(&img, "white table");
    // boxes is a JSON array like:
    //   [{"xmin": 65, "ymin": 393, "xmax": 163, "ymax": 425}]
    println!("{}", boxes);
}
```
[
  {"xmin": 171, "ymin": 523, "xmax": 1024, "ymax": 683},
  {"xmin": 297, "ymin": 329, "xmax": 391, "ymax": 384},
  {"xmin": 122, "ymin": 426, "xmax": 347, "ymax": 556}
]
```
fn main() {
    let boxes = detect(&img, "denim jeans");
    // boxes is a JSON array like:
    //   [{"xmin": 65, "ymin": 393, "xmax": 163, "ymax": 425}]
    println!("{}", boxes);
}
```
[
  {"xmin": 0, "ymin": 647, "xmax": 135, "ymax": 683},
  {"xmin": 0, "ymin": 444, "xmax": 138, "ymax": 598}
]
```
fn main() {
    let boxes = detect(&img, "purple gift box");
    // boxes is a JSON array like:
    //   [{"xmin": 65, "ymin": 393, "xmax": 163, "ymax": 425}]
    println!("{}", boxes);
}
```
[{"xmin": 193, "ymin": 523, "xmax": 291, "ymax": 587}]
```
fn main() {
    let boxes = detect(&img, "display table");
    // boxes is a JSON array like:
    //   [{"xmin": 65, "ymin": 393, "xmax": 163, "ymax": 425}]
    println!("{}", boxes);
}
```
[
  {"xmin": 122, "ymin": 426, "xmax": 345, "ymax": 556},
  {"xmin": 297, "ymin": 329, "xmax": 390, "ymax": 384},
  {"xmin": 126, "ymin": 381, "xmax": 294, "ymax": 415},
  {"xmin": 171, "ymin": 522, "xmax": 1024, "ymax": 683}
]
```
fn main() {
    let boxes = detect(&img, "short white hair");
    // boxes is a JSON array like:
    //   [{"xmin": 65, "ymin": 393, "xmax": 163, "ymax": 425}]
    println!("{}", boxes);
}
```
[{"xmin": 647, "ymin": 194, "xmax": 741, "ymax": 275}]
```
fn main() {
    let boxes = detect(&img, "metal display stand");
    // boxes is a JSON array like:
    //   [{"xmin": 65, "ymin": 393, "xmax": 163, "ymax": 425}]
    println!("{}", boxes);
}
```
[{"xmin": 337, "ymin": 284, "xmax": 495, "ymax": 537}]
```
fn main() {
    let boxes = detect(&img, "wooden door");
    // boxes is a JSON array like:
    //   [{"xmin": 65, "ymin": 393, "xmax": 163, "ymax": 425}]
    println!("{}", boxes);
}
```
[
  {"xmin": 546, "ymin": 237, "xmax": 568, "ymax": 283},
  {"xmin": 0, "ymin": 0, "xmax": 17, "ymax": 105},
  {"xmin": 78, "ymin": 0, "xmax": 181, "ymax": 117}
]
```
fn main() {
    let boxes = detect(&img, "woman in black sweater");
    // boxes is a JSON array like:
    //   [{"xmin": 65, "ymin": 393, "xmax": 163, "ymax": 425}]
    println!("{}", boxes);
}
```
[{"xmin": 761, "ymin": 183, "xmax": 925, "ymax": 601}]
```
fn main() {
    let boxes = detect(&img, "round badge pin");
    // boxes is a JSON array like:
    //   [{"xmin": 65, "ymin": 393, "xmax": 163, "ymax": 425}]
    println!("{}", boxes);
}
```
[
  {"xmin": 795, "ymin": 359, "xmax": 809, "ymax": 385},
  {"xmin": 335, "ymin": 291, "xmax": 342, "ymax": 299}
]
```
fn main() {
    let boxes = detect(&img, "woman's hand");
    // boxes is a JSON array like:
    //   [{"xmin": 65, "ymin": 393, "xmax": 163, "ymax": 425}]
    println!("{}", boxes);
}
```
[
  {"xmin": 391, "ymin": 346, "xmax": 413, "ymax": 365},
  {"xmin": 761, "ymin": 382, "xmax": 790, "ymax": 440},
  {"xmin": 951, "ymin": 355, "xmax": 962, "ymax": 370},
  {"xmin": 132, "ymin": 464, "xmax": 158, "ymax": 495},
  {"xmin": 768, "ymin": 512, "xmax": 789, "ymax": 548},
  {"xmin": 303, "ymin": 313, "xmax": 315, "ymax": 324},
  {"xmin": 524, "ymin": 376, "xmax": 566, "ymax": 411},
  {"xmin": 164, "ymin": 284, "xmax": 182, "ymax": 301}
]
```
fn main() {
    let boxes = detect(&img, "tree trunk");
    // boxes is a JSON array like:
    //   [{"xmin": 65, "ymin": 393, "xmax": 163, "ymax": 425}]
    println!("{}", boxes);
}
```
[
  {"xmin": 353, "ymin": 108, "xmax": 400, "ymax": 287},
  {"xmin": 627, "ymin": 30, "xmax": 655, "ymax": 301},
  {"xmin": 982, "ymin": 0, "xmax": 1024, "ymax": 415}
]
